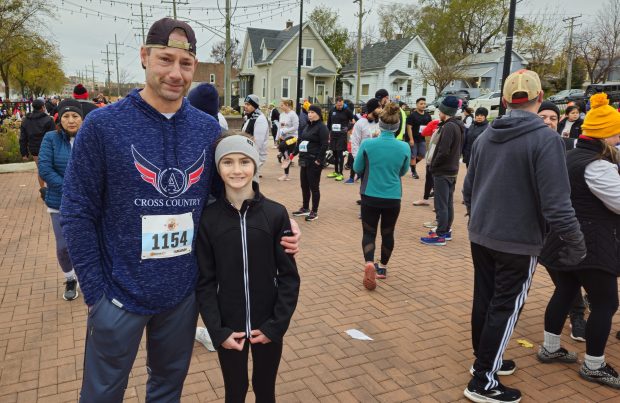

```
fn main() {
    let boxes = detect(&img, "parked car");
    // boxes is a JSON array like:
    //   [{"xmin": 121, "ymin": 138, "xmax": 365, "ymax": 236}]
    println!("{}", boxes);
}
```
[
  {"xmin": 583, "ymin": 82, "xmax": 620, "ymax": 103},
  {"xmin": 547, "ymin": 89, "xmax": 584, "ymax": 104},
  {"xmin": 427, "ymin": 93, "xmax": 469, "ymax": 113},
  {"xmin": 468, "ymin": 91, "xmax": 501, "ymax": 111}
]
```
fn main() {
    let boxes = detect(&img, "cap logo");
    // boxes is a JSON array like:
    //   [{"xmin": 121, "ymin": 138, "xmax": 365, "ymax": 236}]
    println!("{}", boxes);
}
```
[{"xmin": 167, "ymin": 38, "xmax": 190, "ymax": 50}]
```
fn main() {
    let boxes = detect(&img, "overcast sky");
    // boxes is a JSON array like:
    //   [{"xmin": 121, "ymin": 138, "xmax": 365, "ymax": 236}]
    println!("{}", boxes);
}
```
[{"xmin": 44, "ymin": 0, "xmax": 597, "ymax": 85}]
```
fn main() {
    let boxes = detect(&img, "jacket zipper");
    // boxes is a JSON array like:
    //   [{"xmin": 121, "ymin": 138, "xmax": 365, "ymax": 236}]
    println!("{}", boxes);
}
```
[{"xmin": 238, "ymin": 209, "xmax": 252, "ymax": 339}]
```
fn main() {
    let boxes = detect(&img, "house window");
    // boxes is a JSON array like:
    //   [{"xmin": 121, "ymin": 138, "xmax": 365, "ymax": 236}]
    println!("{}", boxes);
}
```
[
  {"xmin": 247, "ymin": 51, "xmax": 253, "ymax": 68},
  {"xmin": 262, "ymin": 78, "xmax": 266, "ymax": 97},
  {"xmin": 299, "ymin": 78, "xmax": 304, "ymax": 100},
  {"xmin": 392, "ymin": 83, "xmax": 398, "ymax": 92},
  {"xmin": 210, "ymin": 74, "xmax": 215, "ymax": 84},
  {"xmin": 414, "ymin": 53, "xmax": 419, "ymax": 67},
  {"xmin": 282, "ymin": 77, "xmax": 290, "ymax": 98},
  {"xmin": 301, "ymin": 48, "xmax": 313, "ymax": 67},
  {"xmin": 422, "ymin": 80, "xmax": 428, "ymax": 96},
  {"xmin": 361, "ymin": 84, "xmax": 369, "ymax": 96},
  {"xmin": 407, "ymin": 53, "xmax": 413, "ymax": 69},
  {"xmin": 406, "ymin": 79, "xmax": 412, "ymax": 95}
]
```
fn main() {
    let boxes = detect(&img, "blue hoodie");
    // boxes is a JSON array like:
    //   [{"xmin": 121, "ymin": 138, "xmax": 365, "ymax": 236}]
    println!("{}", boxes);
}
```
[{"xmin": 61, "ymin": 89, "xmax": 221, "ymax": 314}]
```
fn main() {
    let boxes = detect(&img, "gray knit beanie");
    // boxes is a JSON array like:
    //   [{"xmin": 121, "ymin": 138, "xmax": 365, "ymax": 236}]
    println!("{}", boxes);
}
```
[
  {"xmin": 378, "ymin": 119, "xmax": 401, "ymax": 133},
  {"xmin": 215, "ymin": 135, "xmax": 260, "ymax": 173}
]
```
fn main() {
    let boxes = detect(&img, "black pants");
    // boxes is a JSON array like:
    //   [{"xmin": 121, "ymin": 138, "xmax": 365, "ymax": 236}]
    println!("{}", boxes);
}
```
[
  {"xmin": 279, "ymin": 141, "xmax": 296, "ymax": 175},
  {"xmin": 271, "ymin": 123, "xmax": 278, "ymax": 144},
  {"xmin": 433, "ymin": 175, "xmax": 456, "ymax": 235},
  {"xmin": 423, "ymin": 164, "xmax": 434, "ymax": 199},
  {"xmin": 218, "ymin": 341, "xmax": 283, "ymax": 403},
  {"xmin": 545, "ymin": 268, "xmax": 587, "ymax": 320},
  {"xmin": 347, "ymin": 154, "xmax": 355, "ymax": 179},
  {"xmin": 361, "ymin": 202, "xmax": 401, "ymax": 265},
  {"xmin": 300, "ymin": 163, "xmax": 322, "ymax": 212},
  {"xmin": 333, "ymin": 150, "xmax": 345, "ymax": 175},
  {"xmin": 544, "ymin": 269, "xmax": 618, "ymax": 357},
  {"xmin": 470, "ymin": 243, "xmax": 536, "ymax": 391}
]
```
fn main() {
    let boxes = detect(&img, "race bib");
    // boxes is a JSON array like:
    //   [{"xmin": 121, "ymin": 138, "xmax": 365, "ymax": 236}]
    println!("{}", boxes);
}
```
[
  {"xmin": 299, "ymin": 140, "xmax": 309, "ymax": 152},
  {"xmin": 141, "ymin": 212, "xmax": 193, "ymax": 259},
  {"xmin": 332, "ymin": 124, "xmax": 342, "ymax": 132},
  {"xmin": 419, "ymin": 125, "xmax": 426, "ymax": 133}
]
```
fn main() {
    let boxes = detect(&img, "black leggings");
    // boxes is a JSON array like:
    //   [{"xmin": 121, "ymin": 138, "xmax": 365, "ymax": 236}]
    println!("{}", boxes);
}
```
[
  {"xmin": 423, "ymin": 164, "xmax": 434, "ymax": 199},
  {"xmin": 279, "ymin": 141, "xmax": 296, "ymax": 175},
  {"xmin": 333, "ymin": 150, "xmax": 345, "ymax": 175},
  {"xmin": 544, "ymin": 269, "xmax": 618, "ymax": 356},
  {"xmin": 361, "ymin": 203, "xmax": 401, "ymax": 265},
  {"xmin": 218, "ymin": 341, "xmax": 283, "ymax": 403},
  {"xmin": 545, "ymin": 268, "xmax": 586, "ymax": 319},
  {"xmin": 348, "ymin": 154, "xmax": 355, "ymax": 179},
  {"xmin": 300, "ymin": 163, "xmax": 322, "ymax": 212},
  {"xmin": 271, "ymin": 123, "xmax": 278, "ymax": 144}
]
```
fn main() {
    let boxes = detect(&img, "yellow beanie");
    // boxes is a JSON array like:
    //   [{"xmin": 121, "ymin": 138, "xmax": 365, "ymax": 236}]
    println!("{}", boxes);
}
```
[
  {"xmin": 303, "ymin": 100, "xmax": 311, "ymax": 111},
  {"xmin": 581, "ymin": 93, "xmax": 620, "ymax": 138}
]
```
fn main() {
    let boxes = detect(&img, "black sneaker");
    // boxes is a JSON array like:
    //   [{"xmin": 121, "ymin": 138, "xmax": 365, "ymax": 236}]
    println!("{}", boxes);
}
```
[
  {"xmin": 39, "ymin": 187, "xmax": 47, "ymax": 200},
  {"xmin": 464, "ymin": 380, "xmax": 521, "ymax": 403},
  {"xmin": 292, "ymin": 208, "xmax": 310, "ymax": 217},
  {"xmin": 63, "ymin": 279, "xmax": 79, "ymax": 301},
  {"xmin": 536, "ymin": 346, "xmax": 578, "ymax": 363},
  {"xmin": 356, "ymin": 199, "xmax": 361, "ymax": 205},
  {"xmin": 579, "ymin": 363, "xmax": 620, "ymax": 389},
  {"xmin": 305, "ymin": 211, "xmax": 318, "ymax": 221},
  {"xmin": 469, "ymin": 360, "xmax": 516, "ymax": 376},
  {"xmin": 570, "ymin": 316, "xmax": 586, "ymax": 342}
]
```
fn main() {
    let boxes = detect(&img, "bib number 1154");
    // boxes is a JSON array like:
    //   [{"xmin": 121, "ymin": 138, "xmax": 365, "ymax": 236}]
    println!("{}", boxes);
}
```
[
  {"xmin": 142, "ymin": 212, "xmax": 194, "ymax": 259},
  {"xmin": 152, "ymin": 231, "xmax": 188, "ymax": 250}
]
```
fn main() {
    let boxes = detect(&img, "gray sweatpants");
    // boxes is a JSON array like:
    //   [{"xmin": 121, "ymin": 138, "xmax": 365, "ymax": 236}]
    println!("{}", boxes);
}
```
[{"xmin": 80, "ymin": 293, "xmax": 198, "ymax": 403}]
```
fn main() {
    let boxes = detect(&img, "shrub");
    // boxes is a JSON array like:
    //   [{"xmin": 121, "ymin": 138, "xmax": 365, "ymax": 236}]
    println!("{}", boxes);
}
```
[{"xmin": 0, "ymin": 127, "xmax": 23, "ymax": 164}]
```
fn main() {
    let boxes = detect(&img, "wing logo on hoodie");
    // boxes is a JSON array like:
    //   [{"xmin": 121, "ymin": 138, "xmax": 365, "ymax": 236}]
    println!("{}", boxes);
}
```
[{"xmin": 131, "ymin": 145, "xmax": 205, "ymax": 198}]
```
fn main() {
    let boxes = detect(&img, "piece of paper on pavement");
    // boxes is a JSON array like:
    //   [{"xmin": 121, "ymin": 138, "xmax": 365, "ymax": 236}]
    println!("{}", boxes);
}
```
[{"xmin": 345, "ymin": 329, "xmax": 373, "ymax": 341}]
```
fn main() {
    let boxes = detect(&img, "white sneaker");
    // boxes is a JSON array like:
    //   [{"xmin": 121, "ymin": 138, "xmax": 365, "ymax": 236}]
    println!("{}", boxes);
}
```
[
  {"xmin": 278, "ymin": 175, "xmax": 290, "ymax": 181},
  {"xmin": 195, "ymin": 327, "xmax": 216, "ymax": 351}
]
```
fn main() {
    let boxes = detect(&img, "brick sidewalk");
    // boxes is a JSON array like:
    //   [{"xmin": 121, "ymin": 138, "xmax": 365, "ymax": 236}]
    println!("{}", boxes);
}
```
[{"xmin": 1, "ymin": 148, "xmax": 618, "ymax": 402}]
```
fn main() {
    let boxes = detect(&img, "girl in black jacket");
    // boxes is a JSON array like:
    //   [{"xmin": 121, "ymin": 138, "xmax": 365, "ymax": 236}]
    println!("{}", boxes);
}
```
[
  {"xmin": 291, "ymin": 104, "xmax": 329, "ymax": 222},
  {"xmin": 538, "ymin": 93, "xmax": 620, "ymax": 389},
  {"xmin": 557, "ymin": 105, "xmax": 583, "ymax": 139},
  {"xmin": 196, "ymin": 135, "xmax": 300, "ymax": 403}
]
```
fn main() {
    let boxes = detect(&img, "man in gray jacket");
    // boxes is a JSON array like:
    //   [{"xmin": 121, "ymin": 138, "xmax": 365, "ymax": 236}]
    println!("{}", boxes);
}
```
[{"xmin": 462, "ymin": 69, "xmax": 587, "ymax": 403}]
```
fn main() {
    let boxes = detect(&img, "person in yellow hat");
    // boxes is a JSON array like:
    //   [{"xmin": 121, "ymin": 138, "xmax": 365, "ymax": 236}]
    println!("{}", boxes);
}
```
[{"xmin": 538, "ymin": 92, "xmax": 620, "ymax": 389}]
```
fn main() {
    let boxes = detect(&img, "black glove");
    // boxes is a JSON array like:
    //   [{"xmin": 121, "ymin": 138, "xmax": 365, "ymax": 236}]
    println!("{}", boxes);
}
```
[{"xmin": 557, "ymin": 231, "xmax": 587, "ymax": 266}]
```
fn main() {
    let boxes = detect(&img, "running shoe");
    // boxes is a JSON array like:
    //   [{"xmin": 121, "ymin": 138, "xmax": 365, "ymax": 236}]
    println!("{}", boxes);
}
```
[
  {"xmin": 412, "ymin": 173, "xmax": 419, "ymax": 179},
  {"xmin": 305, "ymin": 211, "xmax": 318, "ymax": 221},
  {"xmin": 570, "ymin": 316, "xmax": 586, "ymax": 342},
  {"xmin": 579, "ymin": 363, "xmax": 620, "ymax": 389},
  {"xmin": 344, "ymin": 178, "xmax": 355, "ymax": 184},
  {"xmin": 413, "ymin": 199, "xmax": 430, "ymax": 206},
  {"xmin": 335, "ymin": 174, "xmax": 344, "ymax": 181},
  {"xmin": 292, "ymin": 208, "xmax": 310, "ymax": 217},
  {"xmin": 277, "ymin": 175, "xmax": 290, "ymax": 181},
  {"xmin": 356, "ymin": 199, "xmax": 362, "ymax": 205},
  {"xmin": 469, "ymin": 360, "xmax": 516, "ymax": 377},
  {"xmin": 327, "ymin": 172, "xmax": 338, "ymax": 178},
  {"xmin": 420, "ymin": 233, "xmax": 446, "ymax": 246},
  {"xmin": 363, "ymin": 262, "xmax": 376, "ymax": 290},
  {"xmin": 536, "ymin": 346, "xmax": 578, "ymax": 363},
  {"xmin": 464, "ymin": 380, "xmax": 521, "ymax": 403},
  {"xmin": 428, "ymin": 230, "xmax": 452, "ymax": 241},
  {"xmin": 63, "ymin": 279, "xmax": 79, "ymax": 301},
  {"xmin": 374, "ymin": 263, "xmax": 387, "ymax": 279},
  {"xmin": 423, "ymin": 220, "xmax": 438, "ymax": 228}
]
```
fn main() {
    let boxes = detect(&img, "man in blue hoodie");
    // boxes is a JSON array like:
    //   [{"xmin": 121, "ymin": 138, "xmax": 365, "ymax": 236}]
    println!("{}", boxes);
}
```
[
  {"xmin": 462, "ymin": 69, "xmax": 586, "ymax": 403},
  {"xmin": 60, "ymin": 19, "xmax": 298, "ymax": 402}
]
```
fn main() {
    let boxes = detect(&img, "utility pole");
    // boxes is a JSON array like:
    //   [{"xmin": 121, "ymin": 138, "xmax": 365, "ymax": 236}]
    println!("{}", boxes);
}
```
[
  {"xmin": 353, "ymin": 0, "xmax": 366, "ymax": 110},
  {"xmin": 498, "ymin": 0, "xmax": 517, "ymax": 117},
  {"xmin": 224, "ymin": 0, "xmax": 231, "ymax": 107},
  {"xmin": 133, "ymin": 2, "xmax": 152, "ymax": 44},
  {"xmin": 92, "ymin": 60, "xmax": 96, "ymax": 94},
  {"xmin": 563, "ymin": 15, "xmax": 582, "ymax": 90},
  {"xmin": 84, "ymin": 65, "xmax": 93, "ymax": 93},
  {"xmin": 101, "ymin": 44, "xmax": 113, "ymax": 92},
  {"xmin": 109, "ymin": 34, "xmax": 124, "ymax": 98},
  {"xmin": 295, "ymin": 0, "xmax": 304, "ymax": 115},
  {"xmin": 161, "ymin": 0, "xmax": 188, "ymax": 19}
]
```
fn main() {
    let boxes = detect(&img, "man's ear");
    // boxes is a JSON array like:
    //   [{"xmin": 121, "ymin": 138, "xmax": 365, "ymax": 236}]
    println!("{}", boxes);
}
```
[
  {"xmin": 538, "ymin": 91, "xmax": 544, "ymax": 102},
  {"xmin": 140, "ymin": 46, "xmax": 148, "ymax": 70},
  {"xmin": 501, "ymin": 97, "xmax": 507, "ymax": 109}
]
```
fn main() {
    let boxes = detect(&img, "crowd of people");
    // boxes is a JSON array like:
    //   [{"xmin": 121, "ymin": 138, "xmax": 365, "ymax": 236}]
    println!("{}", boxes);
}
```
[{"xmin": 14, "ymin": 16, "xmax": 620, "ymax": 403}]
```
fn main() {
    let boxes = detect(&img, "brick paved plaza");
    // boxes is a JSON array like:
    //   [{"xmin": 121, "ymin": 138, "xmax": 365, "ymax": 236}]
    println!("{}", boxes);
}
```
[{"xmin": 1, "ymin": 150, "xmax": 619, "ymax": 402}]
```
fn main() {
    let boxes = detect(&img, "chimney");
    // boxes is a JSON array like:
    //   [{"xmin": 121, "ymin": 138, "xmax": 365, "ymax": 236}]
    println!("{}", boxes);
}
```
[
  {"xmin": 395, "ymin": 33, "xmax": 403, "ymax": 40},
  {"xmin": 285, "ymin": 20, "xmax": 293, "ymax": 30}
]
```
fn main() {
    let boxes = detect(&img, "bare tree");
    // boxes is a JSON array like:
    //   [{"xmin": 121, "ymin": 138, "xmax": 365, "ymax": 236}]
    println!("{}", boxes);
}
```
[
  {"xmin": 418, "ymin": 62, "xmax": 465, "ymax": 96},
  {"xmin": 575, "ymin": 30, "xmax": 606, "ymax": 84},
  {"xmin": 597, "ymin": 0, "xmax": 620, "ymax": 82},
  {"xmin": 210, "ymin": 40, "xmax": 241, "ymax": 69}
]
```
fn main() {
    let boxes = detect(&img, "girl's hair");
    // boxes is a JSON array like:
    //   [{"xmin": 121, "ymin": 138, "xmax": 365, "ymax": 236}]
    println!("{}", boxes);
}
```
[
  {"xmin": 280, "ymin": 98, "xmax": 294, "ymax": 108},
  {"xmin": 598, "ymin": 139, "xmax": 620, "ymax": 164},
  {"xmin": 379, "ymin": 102, "xmax": 400, "ymax": 124},
  {"xmin": 465, "ymin": 107, "xmax": 474, "ymax": 115},
  {"xmin": 565, "ymin": 105, "xmax": 580, "ymax": 115}
]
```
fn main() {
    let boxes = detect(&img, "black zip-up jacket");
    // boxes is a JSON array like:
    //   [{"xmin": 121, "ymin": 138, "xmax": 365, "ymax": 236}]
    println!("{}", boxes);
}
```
[
  {"xmin": 19, "ymin": 110, "xmax": 55, "ymax": 156},
  {"xmin": 327, "ymin": 107, "xmax": 354, "ymax": 135},
  {"xmin": 430, "ymin": 116, "xmax": 465, "ymax": 176},
  {"xmin": 196, "ymin": 184, "xmax": 300, "ymax": 347},
  {"xmin": 462, "ymin": 120, "xmax": 488, "ymax": 164},
  {"xmin": 297, "ymin": 119, "xmax": 329, "ymax": 165},
  {"xmin": 557, "ymin": 118, "xmax": 583, "ymax": 139}
]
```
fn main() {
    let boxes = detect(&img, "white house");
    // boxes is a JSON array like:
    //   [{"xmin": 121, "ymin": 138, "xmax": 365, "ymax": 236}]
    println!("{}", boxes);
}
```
[
  {"xmin": 238, "ymin": 21, "xmax": 341, "ymax": 107},
  {"xmin": 340, "ymin": 36, "xmax": 439, "ymax": 105}
]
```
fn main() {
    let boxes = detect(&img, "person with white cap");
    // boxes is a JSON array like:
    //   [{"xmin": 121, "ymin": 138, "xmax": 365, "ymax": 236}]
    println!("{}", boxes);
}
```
[
  {"xmin": 196, "ymin": 134, "xmax": 300, "ymax": 403},
  {"xmin": 463, "ymin": 69, "xmax": 585, "ymax": 403}
]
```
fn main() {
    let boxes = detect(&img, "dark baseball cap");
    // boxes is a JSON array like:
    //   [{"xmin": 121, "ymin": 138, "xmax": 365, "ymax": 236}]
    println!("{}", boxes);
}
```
[{"xmin": 145, "ymin": 18, "xmax": 197, "ymax": 56}]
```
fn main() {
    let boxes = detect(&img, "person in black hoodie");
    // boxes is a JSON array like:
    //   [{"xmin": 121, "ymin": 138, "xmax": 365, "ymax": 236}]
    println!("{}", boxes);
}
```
[
  {"xmin": 19, "ymin": 98, "xmax": 55, "ymax": 198},
  {"xmin": 196, "ymin": 134, "xmax": 300, "ymax": 403},
  {"xmin": 557, "ymin": 105, "xmax": 583, "ymax": 139},
  {"xmin": 462, "ymin": 107, "xmax": 489, "ymax": 167},
  {"xmin": 462, "ymin": 69, "xmax": 585, "ymax": 403},
  {"xmin": 291, "ymin": 104, "xmax": 328, "ymax": 222}
]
